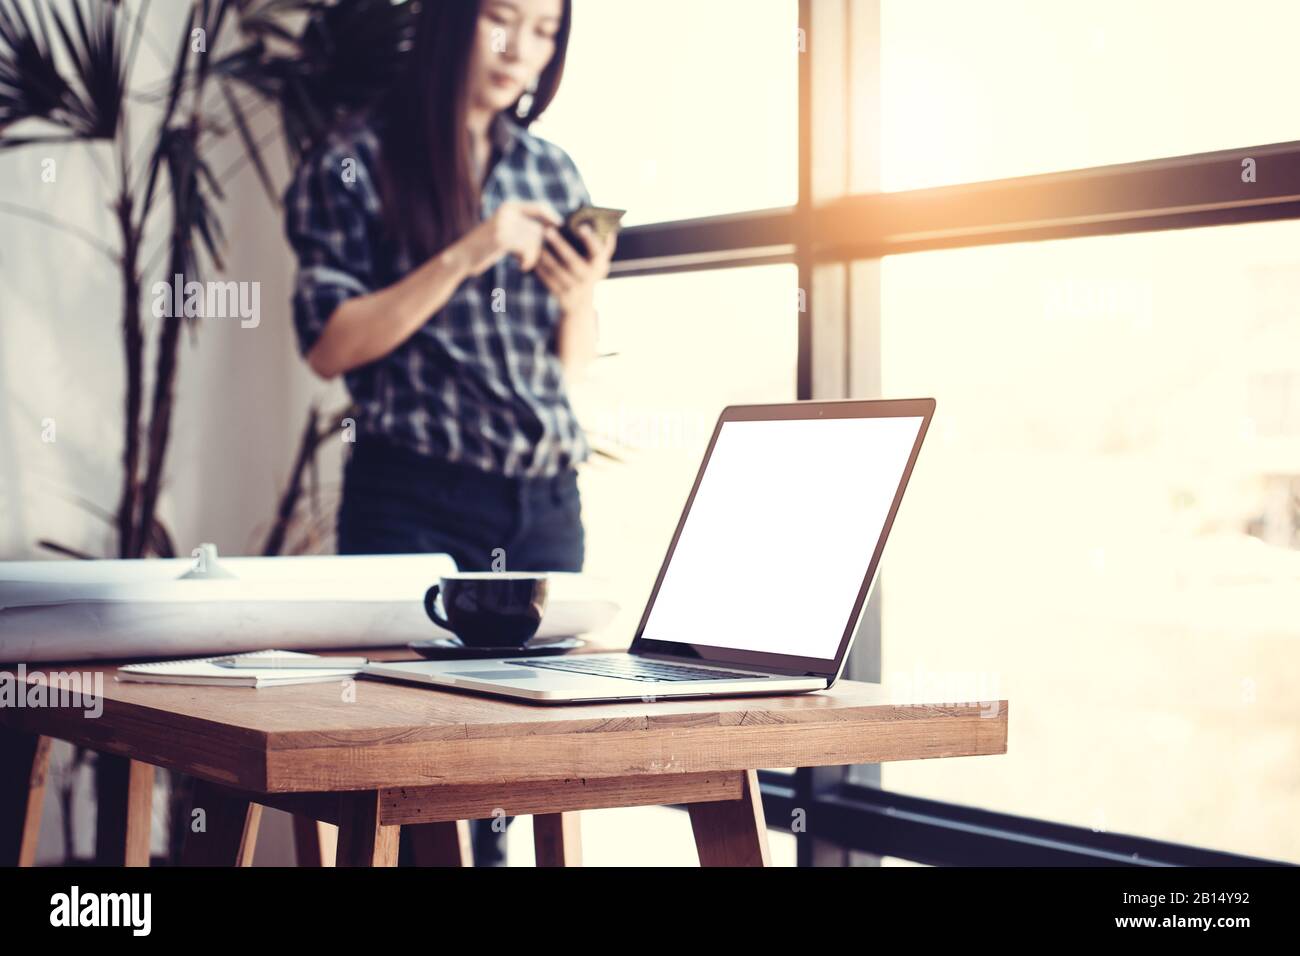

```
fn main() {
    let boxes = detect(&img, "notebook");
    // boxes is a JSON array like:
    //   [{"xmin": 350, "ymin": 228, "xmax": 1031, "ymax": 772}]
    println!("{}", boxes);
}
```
[{"xmin": 116, "ymin": 650, "xmax": 363, "ymax": 687}]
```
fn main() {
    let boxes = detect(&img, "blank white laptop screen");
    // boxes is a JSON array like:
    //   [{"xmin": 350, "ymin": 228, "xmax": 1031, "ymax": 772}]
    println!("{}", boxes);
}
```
[{"xmin": 639, "ymin": 415, "xmax": 925, "ymax": 660}]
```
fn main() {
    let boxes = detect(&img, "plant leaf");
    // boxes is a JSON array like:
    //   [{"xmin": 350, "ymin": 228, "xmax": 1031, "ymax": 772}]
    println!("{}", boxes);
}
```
[
  {"xmin": 140, "ymin": 7, "xmax": 194, "ymax": 220},
  {"xmin": 37, "ymin": 539, "xmax": 96, "ymax": 560},
  {"xmin": 0, "ymin": 0, "xmax": 72, "ymax": 128},
  {"xmin": 156, "ymin": 125, "xmax": 226, "ymax": 283},
  {"xmin": 219, "ymin": 0, "xmax": 414, "ymax": 159},
  {"xmin": 47, "ymin": 0, "xmax": 126, "ymax": 140},
  {"xmin": 0, "ymin": 132, "xmax": 79, "ymax": 150},
  {"xmin": 218, "ymin": 77, "xmax": 275, "ymax": 201}
]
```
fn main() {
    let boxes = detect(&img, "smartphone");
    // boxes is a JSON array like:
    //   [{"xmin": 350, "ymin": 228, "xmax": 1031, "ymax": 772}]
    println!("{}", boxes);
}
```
[{"xmin": 558, "ymin": 205, "xmax": 626, "ymax": 255}]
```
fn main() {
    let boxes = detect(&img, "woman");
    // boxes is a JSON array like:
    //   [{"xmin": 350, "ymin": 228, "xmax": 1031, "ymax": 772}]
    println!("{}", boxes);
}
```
[{"xmin": 285, "ymin": 0, "xmax": 613, "ymax": 581}]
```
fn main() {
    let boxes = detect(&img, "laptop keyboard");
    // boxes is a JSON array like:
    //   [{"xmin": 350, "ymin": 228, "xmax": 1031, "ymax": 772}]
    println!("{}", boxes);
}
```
[{"xmin": 502, "ymin": 657, "xmax": 765, "ymax": 683}]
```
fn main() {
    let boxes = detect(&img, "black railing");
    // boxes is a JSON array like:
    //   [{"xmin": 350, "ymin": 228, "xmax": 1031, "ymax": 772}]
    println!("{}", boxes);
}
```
[{"xmin": 756, "ymin": 773, "xmax": 1291, "ymax": 867}]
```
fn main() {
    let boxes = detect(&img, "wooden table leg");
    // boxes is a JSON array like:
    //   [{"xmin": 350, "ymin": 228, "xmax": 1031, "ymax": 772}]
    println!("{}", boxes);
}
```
[
  {"xmin": 292, "ymin": 815, "xmax": 338, "ymax": 867},
  {"xmin": 533, "ymin": 811, "xmax": 582, "ymax": 867},
  {"xmin": 0, "ymin": 729, "xmax": 51, "ymax": 867},
  {"xmin": 408, "ymin": 820, "xmax": 474, "ymax": 866},
  {"xmin": 336, "ymin": 790, "xmax": 399, "ymax": 867},
  {"xmin": 688, "ymin": 769, "xmax": 770, "ymax": 867},
  {"xmin": 95, "ymin": 758, "xmax": 155, "ymax": 867},
  {"xmin": 181, "ymin": 778, "xmax": 262, "ymax": 866}
]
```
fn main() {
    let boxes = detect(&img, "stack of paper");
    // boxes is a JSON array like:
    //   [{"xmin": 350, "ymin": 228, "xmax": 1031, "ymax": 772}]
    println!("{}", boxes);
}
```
[{"xmin": 116, "ymin": 650, "xmax": 364, "ymax": 687}]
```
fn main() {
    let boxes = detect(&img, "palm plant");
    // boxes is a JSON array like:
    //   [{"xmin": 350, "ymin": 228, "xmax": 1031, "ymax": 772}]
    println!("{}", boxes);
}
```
[{"xmin": 1, "ymin": 0, "xmax": 411, "ymax": 564}]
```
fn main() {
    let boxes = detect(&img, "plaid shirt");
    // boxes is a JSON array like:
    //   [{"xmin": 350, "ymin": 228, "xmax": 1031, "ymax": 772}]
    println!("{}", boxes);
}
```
[{"xmin": 285, "ymin": 114, "xmax": 592, "ymax": 477}]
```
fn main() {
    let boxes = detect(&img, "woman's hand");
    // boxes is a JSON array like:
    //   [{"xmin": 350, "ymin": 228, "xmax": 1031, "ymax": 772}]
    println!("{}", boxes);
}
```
[
  {"xmin": 540, "ymin": 223, "xmax": 615, "ymax": 378},
  {"xmin": 460, "ymin": 200, "xmax": 560, "ymax": 276},
  {"xmin": 535, "ymin": 223, "xmax": 616, "ymax": 316}
]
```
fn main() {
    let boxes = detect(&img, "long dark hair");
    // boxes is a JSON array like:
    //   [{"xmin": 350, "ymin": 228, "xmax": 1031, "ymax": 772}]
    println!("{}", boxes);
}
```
[{"xmin": 375, "ymin": 0, "xmax": 573, "ymax": 263}]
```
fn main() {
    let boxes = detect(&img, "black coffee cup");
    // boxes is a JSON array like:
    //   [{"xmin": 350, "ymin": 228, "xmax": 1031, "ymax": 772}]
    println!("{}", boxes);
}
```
[{"xmin": 423, "ymin": 572, "xmax": 549, "ymax": 647}]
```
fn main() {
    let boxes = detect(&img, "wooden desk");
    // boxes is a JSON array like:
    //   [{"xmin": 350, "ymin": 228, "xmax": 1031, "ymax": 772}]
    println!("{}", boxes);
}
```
[{"xmin": 0, "ymin": 658, "xmax": 1007, "ymax": 866}]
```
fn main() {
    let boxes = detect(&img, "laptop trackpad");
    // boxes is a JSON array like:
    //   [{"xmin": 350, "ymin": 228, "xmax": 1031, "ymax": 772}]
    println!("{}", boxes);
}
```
[{"xmin": 449, "ymin": 669, "xmax": 540, "ymax": 680}]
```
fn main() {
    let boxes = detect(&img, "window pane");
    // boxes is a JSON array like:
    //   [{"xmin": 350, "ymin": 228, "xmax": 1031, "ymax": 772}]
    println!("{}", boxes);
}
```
[
  {"xmin": 882, "ymin": 0, "xmax": 1300, "ymax": 191},
  {"xmin": 877, "ymin": 220, "xmax": 1300, "ymax": 862},
  {"xmin": 535, "ymin": 0, "xmax": 799, "ymax": 224},
  {"xmin": 574, "ymin": 265, "xmax": 797, "ymax": 633}
]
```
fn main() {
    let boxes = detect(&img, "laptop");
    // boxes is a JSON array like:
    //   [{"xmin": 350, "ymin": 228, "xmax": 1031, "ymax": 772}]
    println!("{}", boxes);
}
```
[{"xmin": 364, "ymin": 398, "xmax": 935, "ymax": 704}]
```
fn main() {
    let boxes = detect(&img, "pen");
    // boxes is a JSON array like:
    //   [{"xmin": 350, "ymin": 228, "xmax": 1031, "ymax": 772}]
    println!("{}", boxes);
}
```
[{"xmin": 213, "ymin": 656, "xmax": 369, "ymax": 669}]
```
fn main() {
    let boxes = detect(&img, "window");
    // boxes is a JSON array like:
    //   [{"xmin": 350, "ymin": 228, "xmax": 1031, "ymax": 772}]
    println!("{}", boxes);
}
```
[
  {"xmin": 535, "ymin": 0, "xmax": 799, "ymax": 223},
  {"xmin": 881, "ymin": 0, "xmax": 1300, "ymax": 191},
  {"xmin": 590, "ymin": 0, "xmax": 1299, "ymax": 865},
  {"xmin": 875, "ymin": 219, "xmax": 1300, "ymax": 862}
]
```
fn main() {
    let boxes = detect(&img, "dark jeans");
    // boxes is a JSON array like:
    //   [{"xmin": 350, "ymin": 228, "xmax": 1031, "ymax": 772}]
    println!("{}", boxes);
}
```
[
  {"xmin": 337, "ymin": 436, "xmax": 584, "ymax": 573},
  {"xmin": 337, "ymin": 436, "xmax": 585, "ymax": 865}
]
